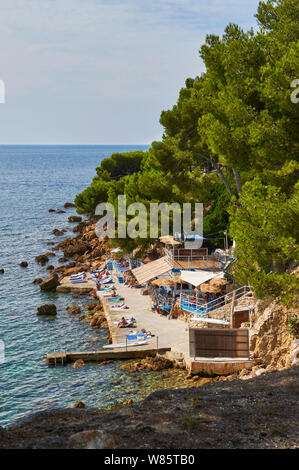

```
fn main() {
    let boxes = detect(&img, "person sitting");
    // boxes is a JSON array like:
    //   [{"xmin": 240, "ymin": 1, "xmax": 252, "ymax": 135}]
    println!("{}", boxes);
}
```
[{"xmin": 118, "ymin": 317, "xmax": 128, "ymax": 327}]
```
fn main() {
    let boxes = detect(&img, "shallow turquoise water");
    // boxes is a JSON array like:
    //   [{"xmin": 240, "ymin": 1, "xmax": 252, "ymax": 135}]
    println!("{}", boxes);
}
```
[{"xmin": 0, "ymin": 145, "xmax": 155, "ymax": 427}]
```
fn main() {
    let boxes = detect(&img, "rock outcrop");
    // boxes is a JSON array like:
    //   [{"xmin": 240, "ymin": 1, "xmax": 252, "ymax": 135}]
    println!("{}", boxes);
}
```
[
  {"xmin": 35, "ymin": 255, "xmax": 49, "ymax": 265},
  {"xmin": 68, "ymin": 216, "xmax": 82, "ymax": 223},
  {"xmin": 37, "ymin": 304, "xmax": 57, "ymax": 316},
  {"xmin": 250, "ymin": 301, "xmax": 297, "ymax": 369},
  {"xmin": 53, "ymin": 229, "xmax": 64, "ymax": 236},
  {"xmin": 120, "ymin": 356, "xmax": 174, "ymax": 372},
  {"xmin": 72, "ymin": 360, "xmax": 85, "ymax": 368},
  {"xmin": 66, "ymin": 306, "xmax": 81, "ymax": 315},
  {"xmin": 19, "ymin": 261, "xmax": 28, "ymax": 267},
  {"xmin": 40, "ymin": 273, "xmax": 59, "ymax": 292},
  {"xmin": 64, "ymin": 202, "xmax": 76, "ymax": 208},
  {"xmin": 71, "ymin": 401, "xmax": 86, "ymax": 408}
]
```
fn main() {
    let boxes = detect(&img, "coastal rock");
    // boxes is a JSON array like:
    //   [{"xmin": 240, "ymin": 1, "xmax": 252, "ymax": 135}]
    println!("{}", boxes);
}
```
[
  {"xmin": 53, "ymin": 229, "xmax": 64, "ymax": 236},
  {"xmin": 64, "ymin": 202, "xmax": 76, "ymax": 208},
  {"xmin": 120, "ymin": 356, "xmax": 174, "ymax": 372},
  {"xmin": 40, "ymin": 273, "xmax": 59, "ymax": 292},
  {"xmin": 72, "ymin": 360, "xmax": 85, "ymax": 368},
  {"xmin": 68, "ymin": 430, "xmax": 117, "ymax": 449},
  {"xmin": 66, "ymin": 305, "xmax": 81, "ymax": 315},
  {"xmin": 56, "ymin": 210, "xmax": 66, "ymax": 214},
  {"xmin": 86, "ymin": 303, "xmax": 98, "ymax": 311},
  {"xmin": 37, "ymin": 304, "xmax": 57, "ymax": 316},
  {"xmin": 63, "ymin": 242, "xmax": 90, "ymax": 258},
  {"xmin": 46, "ymin": 265, "xmax": 54, "ymax": 271},
  {"xmin": 89, "ymin": 312, "xmax": 107, "ymax": 328},
  {"xmin": 58, "ymin": 257, "xmax": 68, "ymax": 263},
  {"xmin": 73, "ymin": 223, "xmax": 85, "ymax": 233},
  {"xmin": 250, "ymin": 301, "xmax": 296, "ymax": 369},
  {"xmin": 48, "ymin": 209, "xmax": 55, "ymax": 212},
  {"xmin": 68, "ymin": 216, "xmax": 82, "ymax": 223},
  {"xmin": 0, "ymin": 269, "xmax": 4, "ymax": 274},
  {"xmin": 71, "ymin": 400, "xmax": 86, "ymax": 407},
  {"xmin": 20, "ymin": 261, "xmax": 28, "ymax": 267},
  {"xmin": 33, "ymin": 278, "xmax": 43, "ymax": 284},
  {"xmin": 46, "ymin": 242, "xmax": 56, "ymax": 245},
  {"xmin": 35, "ymin": 254, "xmax": 49, "ymax": 265}
]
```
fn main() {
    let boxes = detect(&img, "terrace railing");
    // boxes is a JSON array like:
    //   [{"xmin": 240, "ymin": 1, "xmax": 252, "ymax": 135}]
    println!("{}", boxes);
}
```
[
  {"xmin": 179, "ymin": 285, "xmax": 252, "ymax": 316},
  {"xmin": 166, "ymin": 250, "xmax": 209, "ymax": 268}
]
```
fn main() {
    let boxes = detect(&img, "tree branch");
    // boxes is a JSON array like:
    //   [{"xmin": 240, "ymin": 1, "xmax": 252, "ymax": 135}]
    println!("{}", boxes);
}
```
[{"xmin": 233, "ymin": 168, "xmax": 242, "ymax": 194}]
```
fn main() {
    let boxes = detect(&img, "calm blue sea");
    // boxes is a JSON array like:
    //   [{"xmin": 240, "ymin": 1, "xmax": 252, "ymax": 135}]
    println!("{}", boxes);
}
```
[{"xmin": 0, "ymin": 145, "xmax": 156, "ymax": 427}]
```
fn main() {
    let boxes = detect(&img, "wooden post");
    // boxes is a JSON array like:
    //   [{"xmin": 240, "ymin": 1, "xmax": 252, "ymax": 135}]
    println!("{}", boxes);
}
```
[{"xmin": 230, "ymin": 290, "xmax": 236, "ymax": 328}]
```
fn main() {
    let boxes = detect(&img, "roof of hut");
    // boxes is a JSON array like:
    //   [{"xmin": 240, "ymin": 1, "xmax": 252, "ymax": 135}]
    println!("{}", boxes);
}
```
[{"xmin": 151, "ymin": 278, "xmax": 174, "ymax": 287}]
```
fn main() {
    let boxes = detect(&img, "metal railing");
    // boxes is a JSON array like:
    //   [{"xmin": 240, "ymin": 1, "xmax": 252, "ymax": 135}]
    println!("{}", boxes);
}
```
[
  {"xmin": 179, "ymin": 285, "xmax": 251, "ymax": 316},
  {"xmin": 166, "ymin": 250, "xmax": 210, "ymax": 268}
]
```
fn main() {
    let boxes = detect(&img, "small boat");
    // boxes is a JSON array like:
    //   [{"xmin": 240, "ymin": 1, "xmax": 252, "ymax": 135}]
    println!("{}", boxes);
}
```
[{"xmin": 103, "ymin": 340, "xmax": 148, "ymax": 349}]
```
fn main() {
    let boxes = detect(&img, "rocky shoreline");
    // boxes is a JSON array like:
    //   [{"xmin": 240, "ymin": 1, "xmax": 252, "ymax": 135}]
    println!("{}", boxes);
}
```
[
  {"xmin": 0, "ymin": 366, "xmax": 297, "ymax": 449},
  {"xmin": 5, "ymin": 202, "xmax": 296, "ymax": 449}
]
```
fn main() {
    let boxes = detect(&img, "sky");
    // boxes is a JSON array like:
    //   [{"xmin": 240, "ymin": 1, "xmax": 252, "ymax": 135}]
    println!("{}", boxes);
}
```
[{"xmin": 0, "ymin": 0, "xmax": 261, "ymax": 144}]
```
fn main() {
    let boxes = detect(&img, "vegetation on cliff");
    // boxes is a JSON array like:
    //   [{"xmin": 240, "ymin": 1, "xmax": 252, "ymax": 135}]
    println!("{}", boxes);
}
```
[{"xmin": 75, "ymin": 0, "xmax": 299, "ymax": 303}]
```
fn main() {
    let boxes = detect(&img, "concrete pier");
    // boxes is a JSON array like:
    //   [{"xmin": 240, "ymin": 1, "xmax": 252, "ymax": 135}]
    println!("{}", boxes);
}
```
[{"xmin": 47, "ymin": 347, "xmax": 171, "ymax": 365}]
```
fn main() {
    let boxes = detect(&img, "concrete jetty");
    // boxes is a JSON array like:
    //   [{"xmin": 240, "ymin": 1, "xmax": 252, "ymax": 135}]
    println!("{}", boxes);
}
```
[{"xmin": 47, "ymin": 347, "xmax": 171, "ymax": 365}]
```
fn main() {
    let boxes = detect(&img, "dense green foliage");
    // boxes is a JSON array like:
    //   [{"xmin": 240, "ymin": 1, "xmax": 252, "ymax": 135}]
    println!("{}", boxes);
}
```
[
  {"xmin": 288, "ymin": 315, "xmax": 299, "ymax": 338},
  {"xmin": 76, "ymin": 0, "xmax": 299, "ymax": 302}
]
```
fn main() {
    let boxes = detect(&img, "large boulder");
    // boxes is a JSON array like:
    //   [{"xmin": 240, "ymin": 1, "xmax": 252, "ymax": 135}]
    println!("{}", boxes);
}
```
[
  {"xmin": 0, "ymin": 269, "xmax": 4, "ymax": 274},
  {"xmin": 68, "ymin": 216, "xmax": 82, "ymax": 223},
  {"xmin": 35, "ymin": 254, "xmax": 49, "ymax": 265},
  {"xmin": 64, "ymin": 202, "xmax": 76, "ymax": 208},
  {"xmin": 66, "ymin": 305, "xmax": 81, "ymax": 315},
  {"xmin": 40, "ymin": 273, "xmax": 59, "ymax": 292},
  {"xmin": 53, "ymin": 229, "xmax": 64, "ymax": 236},
  {"xmin": 37, "ymin": 304, "xmax": 57, "ymax": 316},
  {"xmin": 63, "ymin": 242, "xmax": 90, "ymax": 258},
  {"xmin": 20, "ymin": 261, "xmax": 28, "ymax": 267},
  {"xmin": 33, "ymin": 278, "xmax": 43, "ymax": 284}
]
